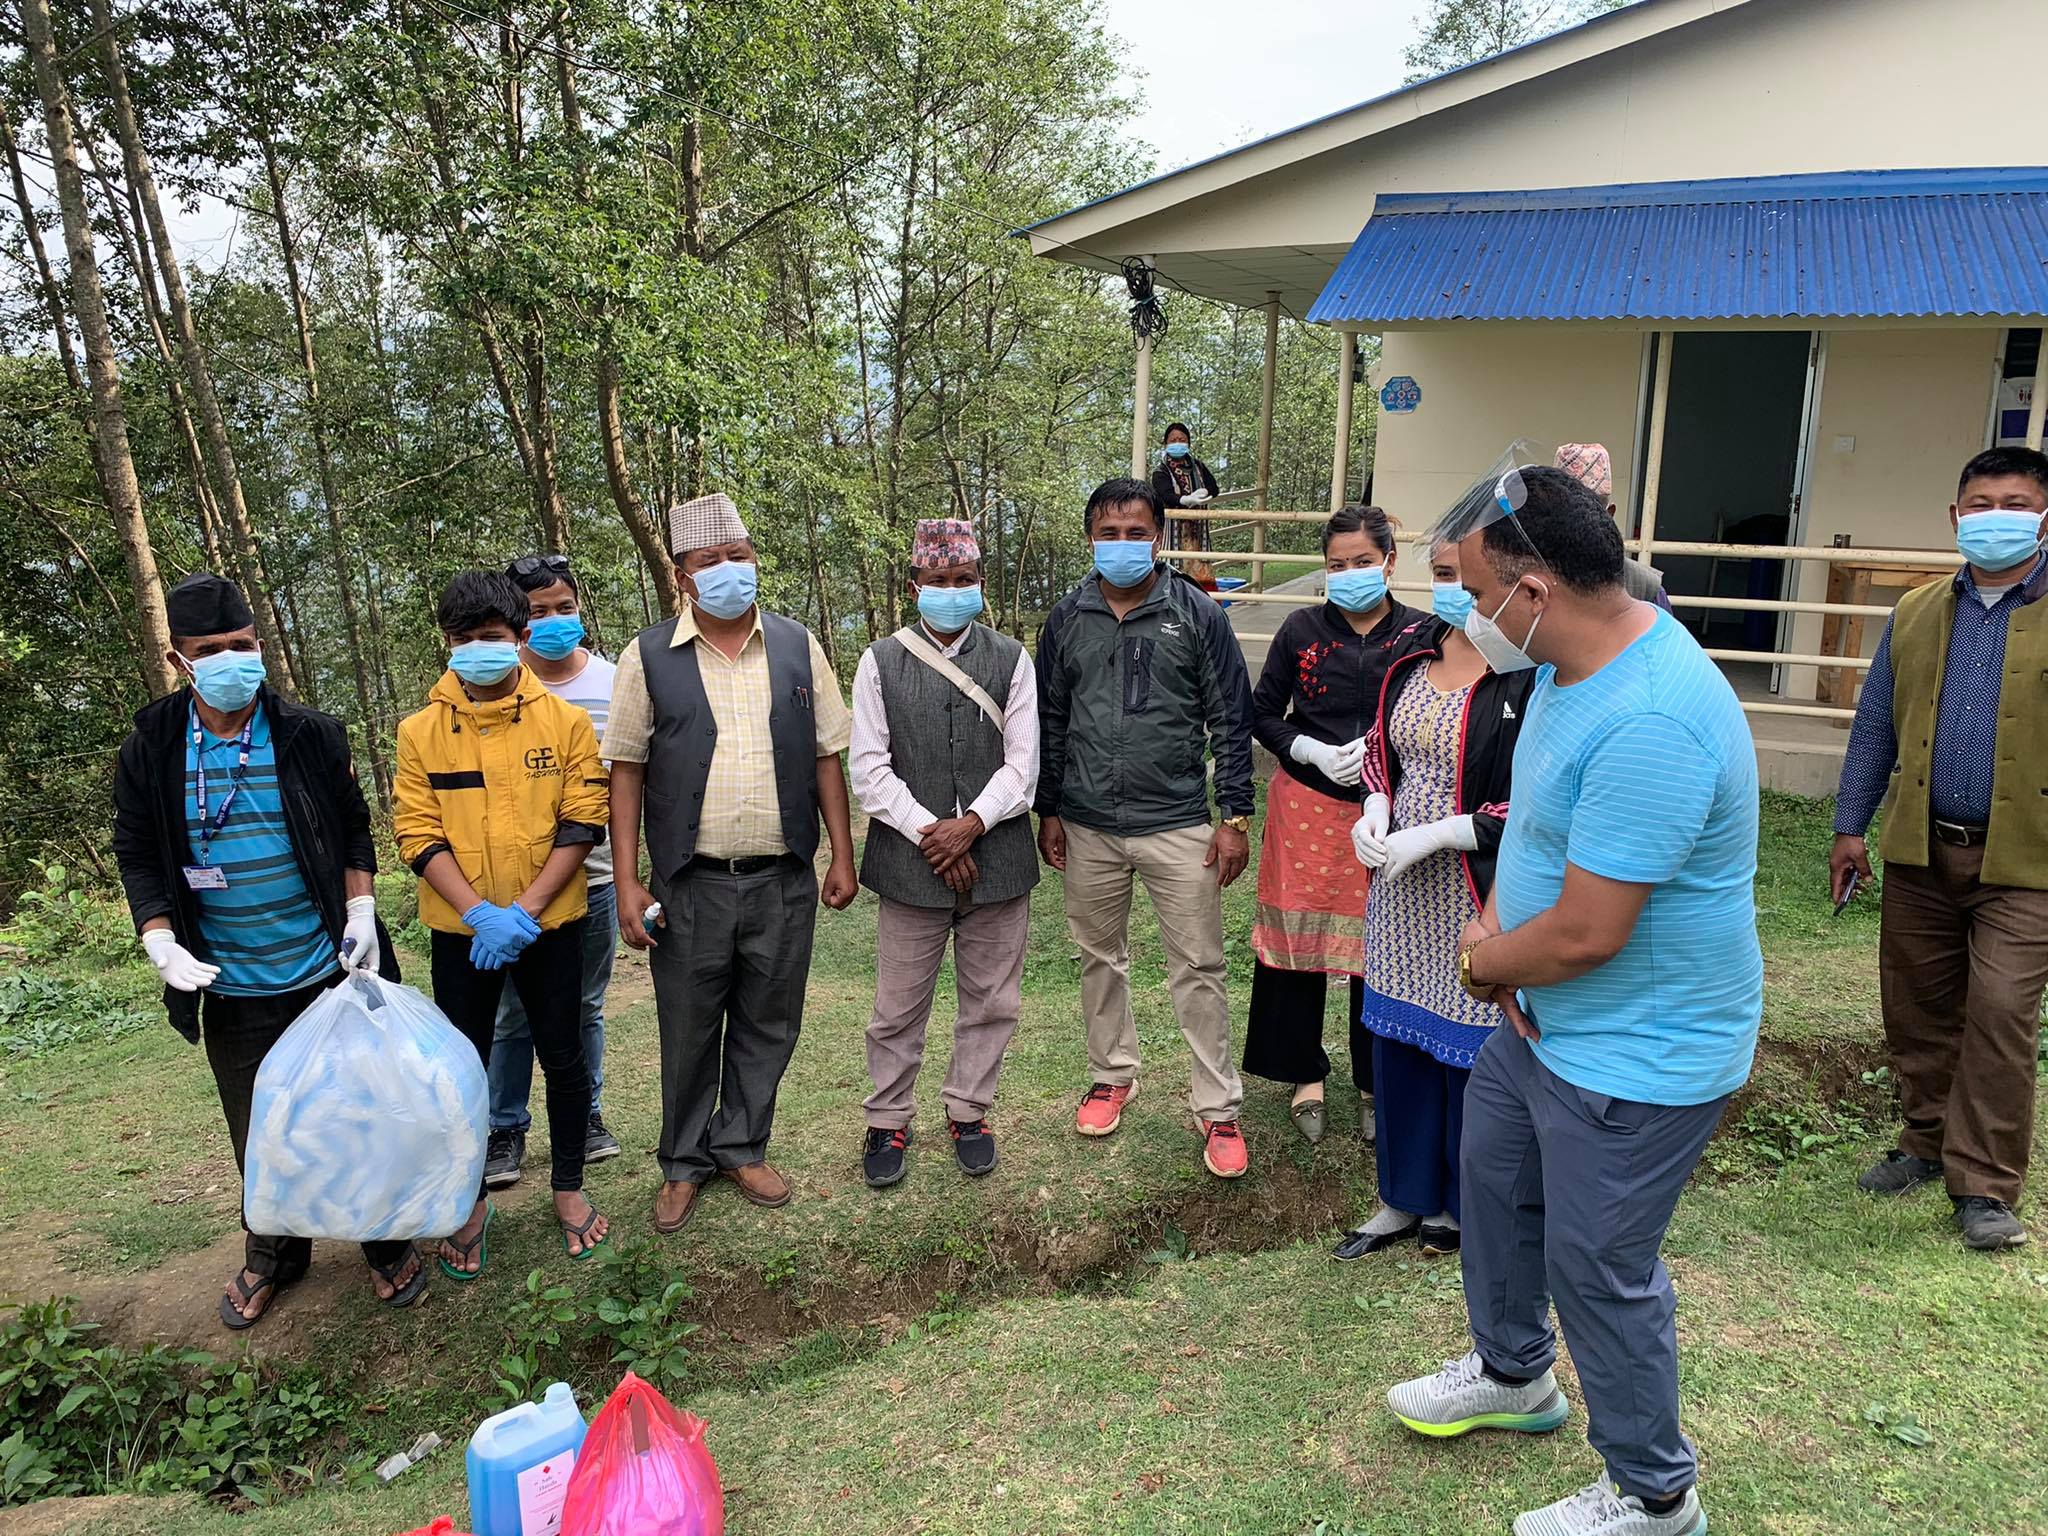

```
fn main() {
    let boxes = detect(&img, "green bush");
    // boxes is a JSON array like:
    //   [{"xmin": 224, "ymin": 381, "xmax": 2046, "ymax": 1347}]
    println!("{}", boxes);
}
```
[
  {"xmin": 589, "ymin": 1240, "xmax": 698, "ymax": 1388},
  {"xmin": 0, "ymin": 969, "xmax": 151, "ymax": 1057},
  {"xmin": 0, "ymin": 1297, "xmax": 355, "ymax": 1507},
  {"xmin": 2, "ymin": 860, "xmax": 136, "ymax": 964}
]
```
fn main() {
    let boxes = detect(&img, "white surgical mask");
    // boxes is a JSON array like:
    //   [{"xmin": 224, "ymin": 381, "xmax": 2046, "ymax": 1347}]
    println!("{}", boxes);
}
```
[{"xmin": 1464, "ymin": 582, "xmax": 1542, "ymax": 674}]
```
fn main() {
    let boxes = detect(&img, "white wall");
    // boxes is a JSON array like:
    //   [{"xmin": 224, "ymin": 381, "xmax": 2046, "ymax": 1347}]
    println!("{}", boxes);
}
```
[
  {"xmin": 1370, "ymin": 329, "xmax": 1643, "ymax": 533},
  {"xmin": 1778, "ymin": 328, "xmax": 1999, "ymax": 697}
]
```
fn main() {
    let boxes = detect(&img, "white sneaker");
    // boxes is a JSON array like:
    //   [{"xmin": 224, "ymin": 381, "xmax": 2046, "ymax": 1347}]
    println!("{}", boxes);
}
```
[
  {"xmin": 1514, "ymin": 1476, "xmax": 1706, "ymax": 1536},
  {"xmin": 1385, "ymin": 1350, "xmax": 1569, "ymax": 1438}
]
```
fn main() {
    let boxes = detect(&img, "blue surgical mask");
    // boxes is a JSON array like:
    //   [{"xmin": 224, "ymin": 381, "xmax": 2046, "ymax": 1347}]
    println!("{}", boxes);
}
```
[
  {"xmin": 689, "ymin": 558, "xmax": 759, "ymax": 620},
  {"xmin": 449, "ymin": 640, "xmax": 521, "ymax": 686},
  {"xmin": 182, "ymin": 649, "xmax": 265, "ymax": 711},
  {"xmin": 1326, "ymin": 565, "xmax": 1388, "ymax": 613},
  {"xmin": 1955, "ymin": 510, "xmax": 2045, "ymax": 573},
  {"xmin": 1164, "ymin": 442, "xmax": 1190, "ymax": 459},
  {"xmin": 525, "ymin": 614, "xmax": 585, "ymax": 660},
  {"xmin": 1093, "ymin": 540, "xmax": 1157, "ymax": 588},
  {"xmin": 917, "ymin": 582, "xmax": 984, "ymax": 632},
  {"xmin": 1432, "ymin": 582, "xmax": 1476, "ymax": 628}
]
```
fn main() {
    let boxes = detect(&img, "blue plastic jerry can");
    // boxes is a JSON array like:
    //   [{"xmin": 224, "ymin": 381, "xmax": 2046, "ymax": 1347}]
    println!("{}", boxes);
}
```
[{"xmin": 466, "ymin": 1381, "xmax": 588, "ymax": 1536}]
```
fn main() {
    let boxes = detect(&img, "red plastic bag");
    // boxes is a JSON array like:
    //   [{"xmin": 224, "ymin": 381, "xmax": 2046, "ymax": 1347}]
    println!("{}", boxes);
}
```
[
  {"xmin": 392, "ymin": 1521, "xmax": 472, "ymax": 1536},
  {"xmin": 558, "ymin": 1373, "xmax": 724, "ymax": 1536}
]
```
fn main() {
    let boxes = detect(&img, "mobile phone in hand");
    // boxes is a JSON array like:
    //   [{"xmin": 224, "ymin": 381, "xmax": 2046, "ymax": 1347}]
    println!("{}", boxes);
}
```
[{"xmin": 1833, "ymin": 868, "xmax": 1861, "ymax": 917}]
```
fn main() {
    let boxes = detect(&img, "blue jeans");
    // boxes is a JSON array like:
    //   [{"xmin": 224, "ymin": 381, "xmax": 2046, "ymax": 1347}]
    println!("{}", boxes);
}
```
[{"xmin": 490, "ymin": 881, "xmax": 615, "ymax": 1130}]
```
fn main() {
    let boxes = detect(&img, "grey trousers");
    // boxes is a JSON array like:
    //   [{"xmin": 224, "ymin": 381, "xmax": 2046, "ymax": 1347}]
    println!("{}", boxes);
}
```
[
  {"xmin": 864, "ymin": 893, "xmax": 1031, "ymax": 1128},
  {"xmin": 649, "ymin": 858, "xmax": 818, "ymax": 1183},
  {"xmin": 1460, "ymin": 1027, "xmax": 1728, "ymax": 1501}
]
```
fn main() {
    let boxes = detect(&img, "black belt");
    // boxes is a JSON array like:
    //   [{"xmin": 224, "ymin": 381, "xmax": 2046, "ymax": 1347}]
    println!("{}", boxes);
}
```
[
  {"xmin": 685, "ymin": 853, "xmax": 799, "ymax": 877},
  {"xmin": 1932, "ymin": 820, "xmax": 1989, "ymax": 848}
]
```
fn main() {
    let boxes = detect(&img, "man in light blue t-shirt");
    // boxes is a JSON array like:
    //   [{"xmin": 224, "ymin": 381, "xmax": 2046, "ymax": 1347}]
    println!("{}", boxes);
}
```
[{"xmin": 1383, "ymin": 466, "xmax": 1760, "ymax": 1536}]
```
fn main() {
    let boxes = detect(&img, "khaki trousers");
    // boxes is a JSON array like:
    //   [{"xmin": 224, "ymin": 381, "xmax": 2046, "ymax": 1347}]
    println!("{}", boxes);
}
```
[
  {"xmin": 1879, "ymin": 840, "xmax": 2048, "ymax": 1205},
  {"xmin": 1063, "ymin": 821, "xmax": 1243, "ymax": 1122},
  {"xmin": 863, "ymin": 893, "xmax": 1031, "ymax": 1128}
]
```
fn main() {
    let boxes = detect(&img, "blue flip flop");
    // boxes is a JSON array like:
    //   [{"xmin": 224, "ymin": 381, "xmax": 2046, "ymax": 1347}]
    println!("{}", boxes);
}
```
[{"xmin": 438, "ymin": 1202, "xmax": 494, "ymax": 1282}]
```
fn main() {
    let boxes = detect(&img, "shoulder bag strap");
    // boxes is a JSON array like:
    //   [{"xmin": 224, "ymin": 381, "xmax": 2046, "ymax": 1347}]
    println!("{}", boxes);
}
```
[{"xmin": 892, "ymin": 627, "xmax": 1004, "ymax": 730}]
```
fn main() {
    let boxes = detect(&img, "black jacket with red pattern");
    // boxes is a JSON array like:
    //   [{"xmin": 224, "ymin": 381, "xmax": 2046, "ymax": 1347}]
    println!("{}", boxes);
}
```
[
  {"xmin": 1251, "ymin": 598, "xmax": 1434, "ymax": 804},
  {"xmin": 1361, "ymin": 621, "xmax": 1536, "ymax": 906}
]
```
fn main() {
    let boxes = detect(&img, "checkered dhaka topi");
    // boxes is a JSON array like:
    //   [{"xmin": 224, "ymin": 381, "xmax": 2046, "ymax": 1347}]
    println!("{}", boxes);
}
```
[
  {"xmin": 912, "ymin": 518, "xmax": 980, "ymax": 569},
  {"xmin": 669, "ymin": 492, "xmax": 750, "ymax": 555},
  {"xmin": 1554, "ymin": 443, "xmax": 1614, "ymax": 500}
]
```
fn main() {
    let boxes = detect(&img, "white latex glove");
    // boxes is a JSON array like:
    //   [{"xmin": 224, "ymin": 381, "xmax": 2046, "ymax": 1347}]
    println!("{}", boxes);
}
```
[
  {"xmin": 1351, "ymin": 793, "xmax": 1392, "ymax": 869},
  {"xmin": 1290, "ymin": 734, "xmax": 1367, "ymax": 788},
  {"xmin": 142, "ymin": 927, "xmax": 219, "ymax": 992},
  {"xmin": 1185, "ymin": 487, "xmax": 1212, "ymax": 505},
  {"xmin": 1379, "ymin": 814, "xmax": 1478, "ymax": 881},
  {"xmin": 340, "ymin": 894, "xmax": 379, "ymax": 972}
]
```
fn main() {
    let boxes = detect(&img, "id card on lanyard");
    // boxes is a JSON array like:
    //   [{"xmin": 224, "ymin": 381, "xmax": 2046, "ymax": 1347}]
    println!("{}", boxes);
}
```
[{"xmin": 183, "ymin": 704, "xmax": 253, "ymax": 891}]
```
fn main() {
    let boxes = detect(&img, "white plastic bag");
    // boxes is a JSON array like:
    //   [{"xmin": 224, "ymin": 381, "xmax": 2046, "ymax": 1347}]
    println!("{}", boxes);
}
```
[{"xmin": 244, "ymin": 972, "xmax": 487, "ymax": 1241}]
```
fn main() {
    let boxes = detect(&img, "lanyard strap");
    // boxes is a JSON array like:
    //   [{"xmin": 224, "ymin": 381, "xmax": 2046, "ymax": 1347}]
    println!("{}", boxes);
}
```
[{"xmin": 191, "ymin": 704, "xmax": 254, "ymax": 865}]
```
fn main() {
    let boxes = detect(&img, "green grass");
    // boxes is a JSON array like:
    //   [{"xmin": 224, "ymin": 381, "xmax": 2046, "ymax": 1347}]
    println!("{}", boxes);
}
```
[{"xmin": 12, "ymin": 790, "xmax": 2043, "ymax": 1536}]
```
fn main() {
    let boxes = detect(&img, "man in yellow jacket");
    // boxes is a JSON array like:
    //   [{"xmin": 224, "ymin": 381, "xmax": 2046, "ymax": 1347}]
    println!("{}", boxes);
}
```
[{"xmin": 394, "ymin": 570, "xmax": 612, "ymax": 1278}]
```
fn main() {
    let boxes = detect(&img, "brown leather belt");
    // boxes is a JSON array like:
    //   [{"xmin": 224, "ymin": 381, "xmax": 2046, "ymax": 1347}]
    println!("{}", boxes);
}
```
[{"xmin": 1932, "ymin": 820, "xmax": 1988, "ymax": 848}]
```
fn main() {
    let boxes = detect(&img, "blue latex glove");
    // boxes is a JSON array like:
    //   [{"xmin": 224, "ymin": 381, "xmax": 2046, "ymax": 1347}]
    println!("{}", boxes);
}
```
[{"xmin": 463, "ymin": 902, "xmax": 542, "ymax": 968}]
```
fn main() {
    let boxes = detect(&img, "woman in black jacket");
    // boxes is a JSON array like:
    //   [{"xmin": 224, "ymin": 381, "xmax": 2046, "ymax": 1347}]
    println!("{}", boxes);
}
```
[
  {"xmin": 1333, "ymin": 535, "xmax": 1534, "ymax": 1259},
  {"xmin": 1244, "ymin": 505, "xmax": 1434, "ymax": 1143},
  {"xmin": 1150, "ymin": 422, "xmax": 1220, "ymax": 576}
]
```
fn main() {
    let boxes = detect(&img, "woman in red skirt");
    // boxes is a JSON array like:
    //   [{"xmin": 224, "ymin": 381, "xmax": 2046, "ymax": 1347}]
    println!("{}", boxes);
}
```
[{"xmin": 1244, "ymin": 505, "xmax": 1434, "ymax": 1142}]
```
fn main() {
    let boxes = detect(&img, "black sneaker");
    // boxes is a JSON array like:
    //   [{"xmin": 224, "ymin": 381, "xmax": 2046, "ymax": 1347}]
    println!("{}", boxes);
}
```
[
  {"xmin": 950, "ymin": 1119, "xmax": 998, "ymax": 1177},
  {"xmin": 863, "ymin": 1126, "xmax": 910, "ymax": 1188},
  {"xmin": 584, "ymin": 1114, "xmax": 622, "ymax": 1163},
  {"xmin": 1956, "ymin": 1196, "xmax": 2029, "ymax": 1251},
  {"xmin": 1857, "ymin": 1149, "xmax": 1944, "ymax": 1197},
  {"xmin": 483, "ymin": 1127, "xmax": 526, "ymax": 1189}
]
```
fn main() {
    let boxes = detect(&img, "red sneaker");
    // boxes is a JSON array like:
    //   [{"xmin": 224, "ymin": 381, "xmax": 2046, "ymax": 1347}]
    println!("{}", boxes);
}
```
[
  {"xmin": 1076, "ymin": 1081, "xmax": 1137, "ymax": 1137},
  {"xmin": 1202, "ymin": 1118, "xmax": 1248, "ymax": 1179}
]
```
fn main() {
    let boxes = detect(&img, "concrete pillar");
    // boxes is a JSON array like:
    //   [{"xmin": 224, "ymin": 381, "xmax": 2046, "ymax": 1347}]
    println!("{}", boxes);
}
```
[
  {"xmin": 1638, "ymin": 330, "xmax": 1675, "ymax": 562},
  {"xmin": 1129, "ymin": 330, "xmax": 1153, "ymax": 480},
  {"xmin": 1329, "ymin": 330, "xmax": 1358, "ymax": 515},
  {"xmin": 1253, "ymin": 291, "xmax": 1280, "ymax": 589},
  {"xmin": 2028, "ymin": 323, "xmax": 2048, "ymax": 450}
]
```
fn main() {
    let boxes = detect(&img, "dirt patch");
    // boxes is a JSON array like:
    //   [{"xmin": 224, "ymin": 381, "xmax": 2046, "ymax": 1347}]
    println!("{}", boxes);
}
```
[{"xmin": 0, "ymin": 1495, "xmax": 178, "ymax": 1535}]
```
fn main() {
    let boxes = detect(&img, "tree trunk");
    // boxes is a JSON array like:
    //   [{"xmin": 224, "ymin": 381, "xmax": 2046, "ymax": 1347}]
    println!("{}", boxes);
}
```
[
  {"xmin": 20, "ymin": 0, "xmax": 175, "ymax": 697},
  {"xmin": 259, "ymin": 126, "xmax": 394, "ymax": 813},
  {"xmin": 79, "ymin": 140, "xmax": 220, "ymax": 551},
  {"xmin": 87, "ymin": 0, "xmax": 297, "ymax": 694},
  {"xmin": 1, "ymin": 114, "xmax": 83, "ymax": 395},
  {"xmin": 554, "ymin": 24, "xmax": 676, "ymax": 614}
]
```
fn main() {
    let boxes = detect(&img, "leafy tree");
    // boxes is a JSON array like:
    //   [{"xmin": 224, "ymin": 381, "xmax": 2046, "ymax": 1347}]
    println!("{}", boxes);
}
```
[{"xmin": 1403, "ymin": 0, "xmax": 1630, "ymax": 83}]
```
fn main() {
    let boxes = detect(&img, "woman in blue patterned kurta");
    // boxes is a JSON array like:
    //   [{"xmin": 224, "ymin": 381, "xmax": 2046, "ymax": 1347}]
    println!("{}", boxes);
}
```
[{"xmin": 1335, "ymin": 539, "xmax": 1533, "ymax": 1260}]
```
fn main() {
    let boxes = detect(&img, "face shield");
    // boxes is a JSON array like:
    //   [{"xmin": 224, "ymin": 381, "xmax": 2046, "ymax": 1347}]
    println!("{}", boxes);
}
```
[{"xmin": 1426, "ymin": 439, "xmax": 1553, "ymax": 560}]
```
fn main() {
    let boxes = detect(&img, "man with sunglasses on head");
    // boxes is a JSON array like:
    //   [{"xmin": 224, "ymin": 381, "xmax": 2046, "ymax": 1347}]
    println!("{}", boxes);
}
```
[
  {"xmin": 483, "ymin": 554, "xmax": 624, "ymax": 1189},
  {"xmin": 1376, "ymin": 465, "xmax": 1759, "ymax": 1536}
]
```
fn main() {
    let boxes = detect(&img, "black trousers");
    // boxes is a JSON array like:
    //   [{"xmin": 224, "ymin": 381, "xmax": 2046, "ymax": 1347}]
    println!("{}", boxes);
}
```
[
  {"xmin": 431, "ymin": 922, "xmax": 591, "ymax": 1194},
  {"xmin": 1240, "ymin": 959, "xmax": 1372, "ymax": 1094},
  {"xmin": 648, "ymin": 858, "xmax": 818, "ymax": 1183},
  {"xmin": 202, "ymin": 981, "xmax": 411, "ymax": 1280}
]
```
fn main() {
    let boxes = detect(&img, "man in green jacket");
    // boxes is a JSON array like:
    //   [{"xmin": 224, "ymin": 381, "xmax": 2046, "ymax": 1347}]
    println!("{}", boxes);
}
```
[
  {"xmin": 1034, "ymin": 477, "xmax": 1257, "ymax": 1179},
  {"xmin": 1832, "ymin": 446, "xmax": 2048, "ymax": 1252}
]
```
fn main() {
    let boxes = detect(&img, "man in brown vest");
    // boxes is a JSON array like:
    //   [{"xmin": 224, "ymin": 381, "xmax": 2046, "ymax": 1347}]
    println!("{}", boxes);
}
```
[
  {"xmin": 849, "ymin": 519, "xmax": 1039, "ymax": 1187},
  {"xmin": 608, "ymin": 493, "xmax": 858, "ymax": 1237},
  {"xmin": 1832, "ymin": 446, "xmax": 2048, "ymax": 1251}
]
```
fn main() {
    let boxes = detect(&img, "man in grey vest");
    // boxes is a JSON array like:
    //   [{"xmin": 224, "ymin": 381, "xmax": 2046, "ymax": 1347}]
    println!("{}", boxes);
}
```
[
  {"xmin": 608, "ymin": 492, "xmax": 858, "ymax": 1237},
  {"xmin": 849, "ymin": 519, "xmax": 1040, "ymax": 1187}
]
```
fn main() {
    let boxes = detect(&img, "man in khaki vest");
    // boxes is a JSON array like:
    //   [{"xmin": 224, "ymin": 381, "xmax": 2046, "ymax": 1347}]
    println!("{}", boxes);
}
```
[{"xmin": 1831, "ymin": 447, "xmax": 2048, "ymax": 1252}]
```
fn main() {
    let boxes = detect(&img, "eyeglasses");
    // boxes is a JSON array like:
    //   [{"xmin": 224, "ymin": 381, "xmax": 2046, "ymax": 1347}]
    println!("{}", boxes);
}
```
[{"xmin": 507, "ymin": 554, "xmax": 572, "ymax": 579}]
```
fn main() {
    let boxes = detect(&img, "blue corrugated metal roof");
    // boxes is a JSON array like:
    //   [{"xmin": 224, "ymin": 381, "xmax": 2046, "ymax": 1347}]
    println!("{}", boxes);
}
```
[{"xmin": 1307, "ymin": 168, "xmax": 2048, "ymax": 325}]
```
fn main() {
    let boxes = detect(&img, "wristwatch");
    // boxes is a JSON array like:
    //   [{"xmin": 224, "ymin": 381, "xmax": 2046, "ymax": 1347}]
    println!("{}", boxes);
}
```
[
  {"xmin": 1458, "ymin": 941, "xmax": 1490, "ymax": 1002},
  {"xmin": 1221, "ymin": 815, "xmax": 1252, "ymax": 834}
]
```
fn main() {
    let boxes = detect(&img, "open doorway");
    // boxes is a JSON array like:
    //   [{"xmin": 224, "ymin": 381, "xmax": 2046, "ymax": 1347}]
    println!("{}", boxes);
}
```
[{"xmin": 1642, "ymin": 332, "xmax": 1814, "ymax": 682}]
